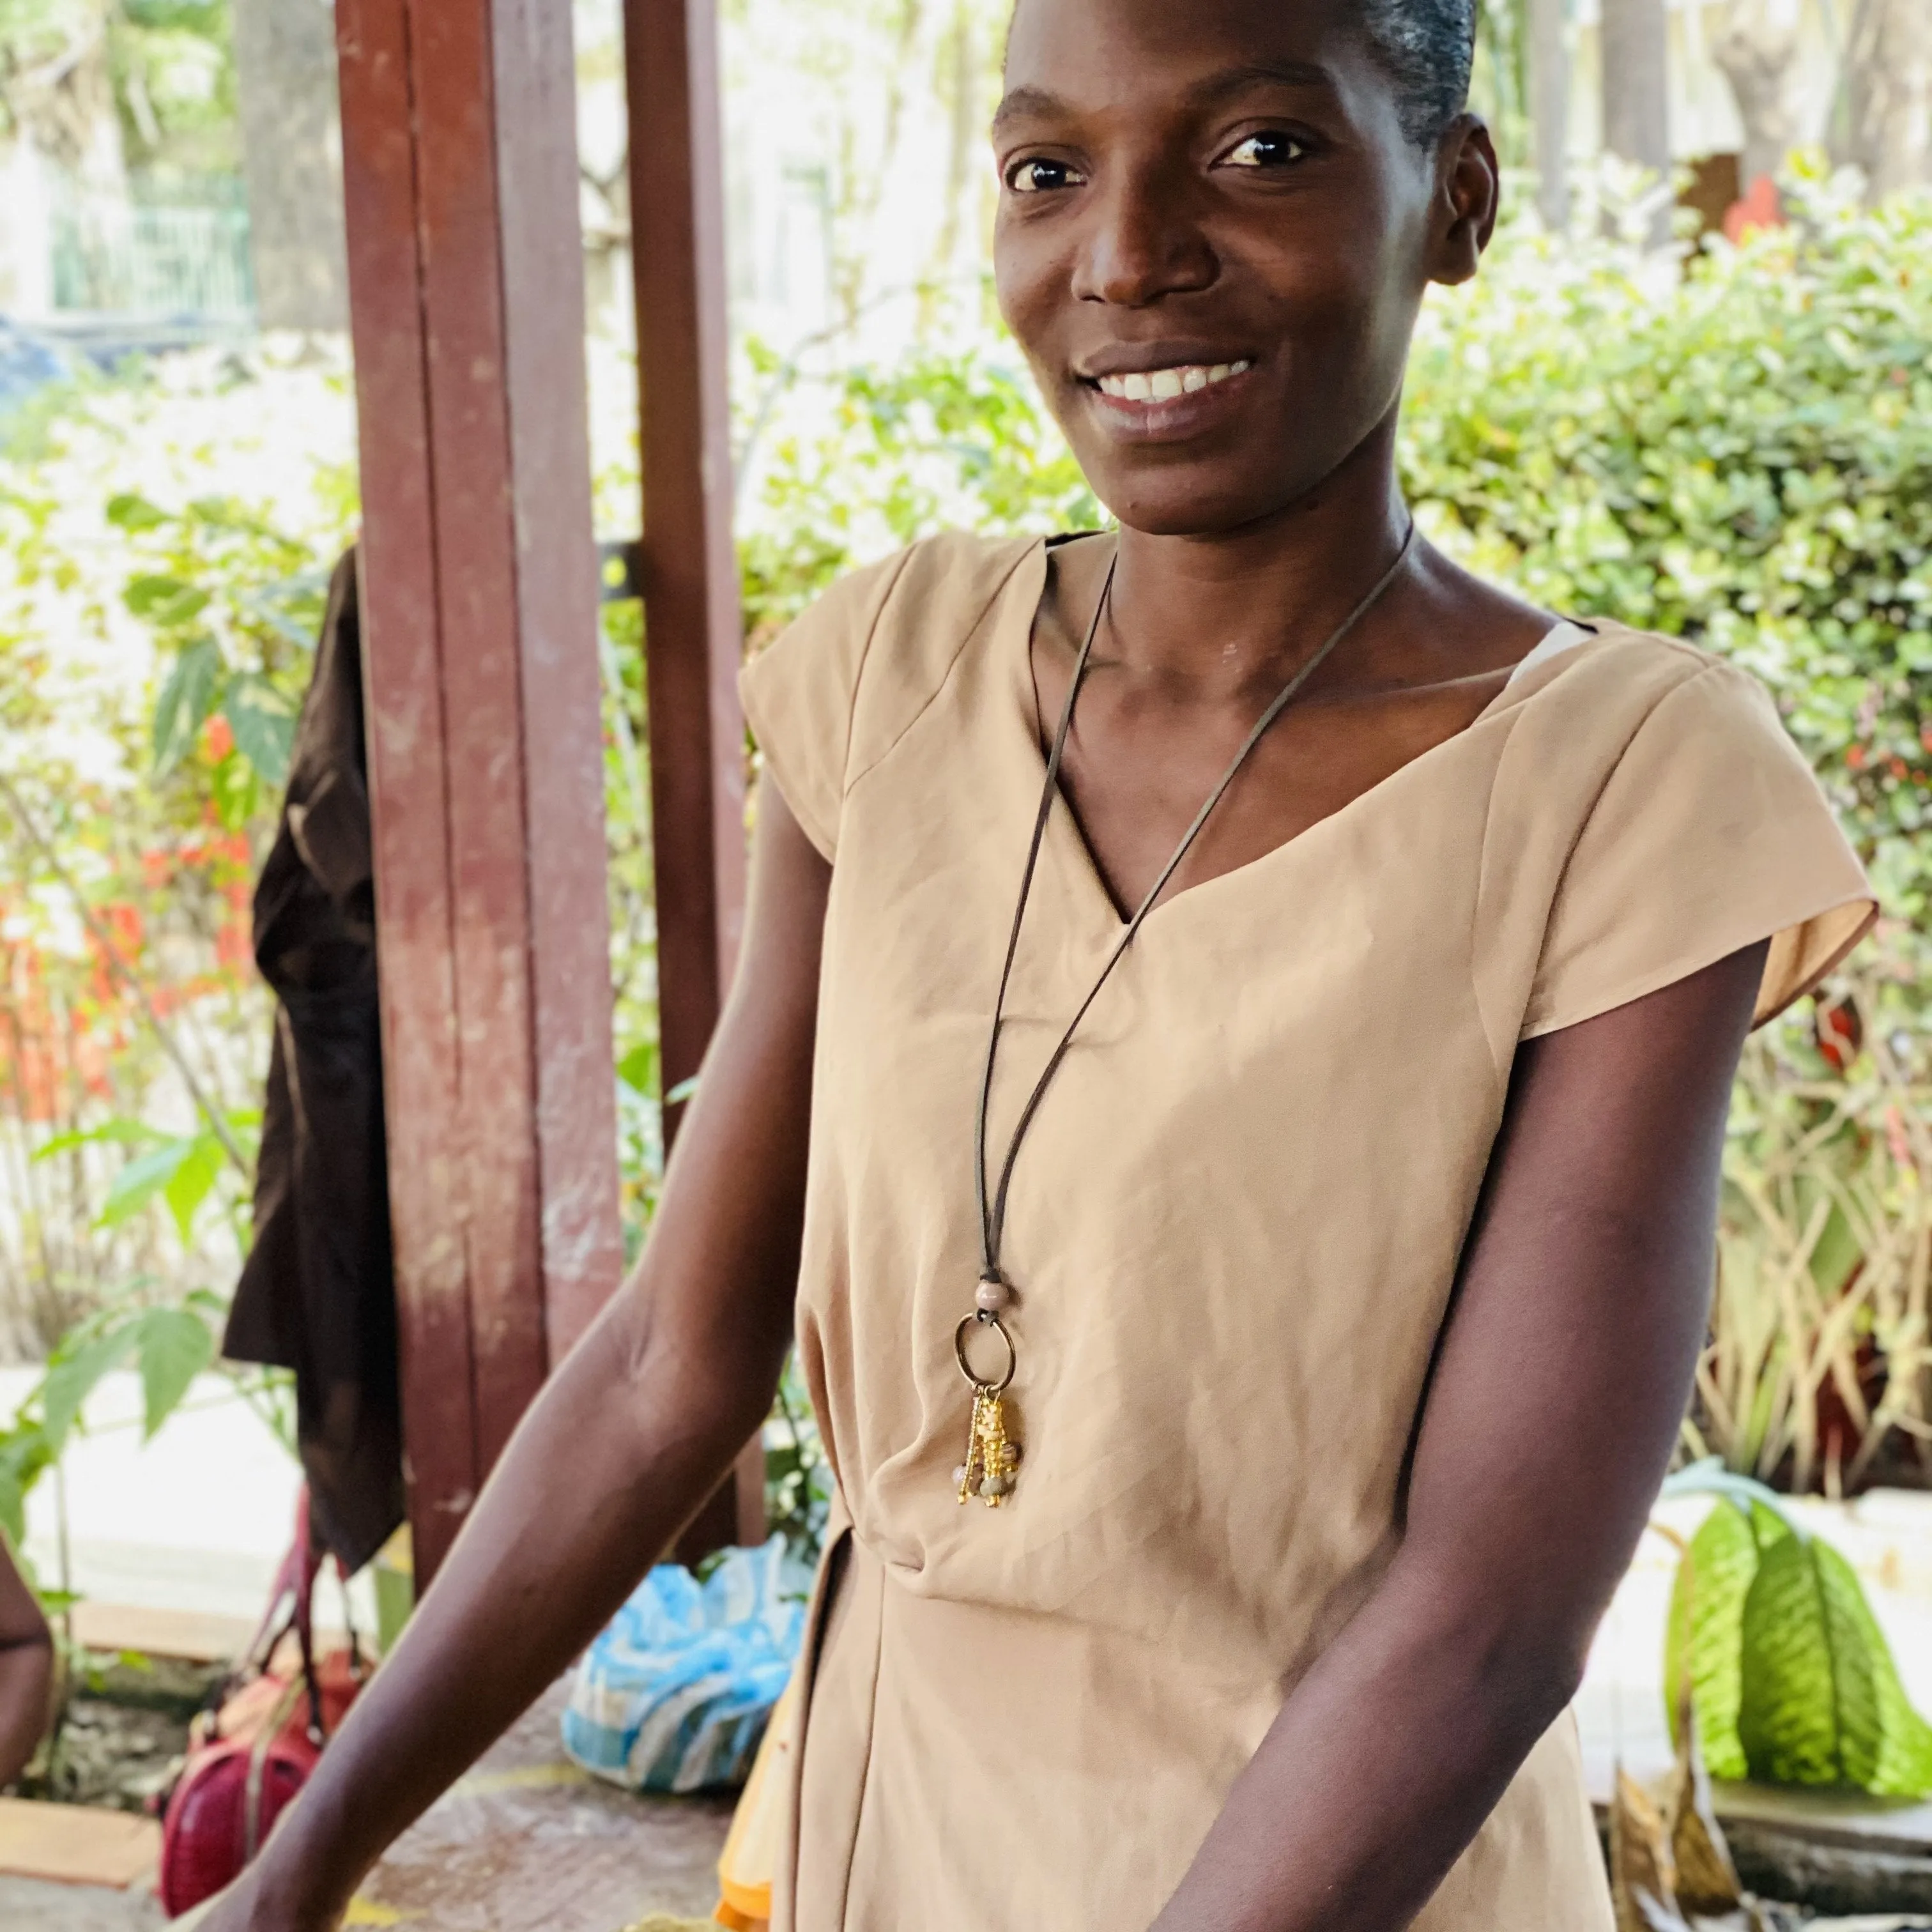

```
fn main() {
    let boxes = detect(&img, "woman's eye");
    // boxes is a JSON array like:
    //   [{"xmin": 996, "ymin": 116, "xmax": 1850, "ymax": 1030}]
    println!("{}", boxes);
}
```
[
  {"xmin": 1221, "ymin": 132, "xmax": 1308, "ymax": 169},
  {"xmin": 1006, "ymin": 158, "xmax": 1086, "ymax": 194}
]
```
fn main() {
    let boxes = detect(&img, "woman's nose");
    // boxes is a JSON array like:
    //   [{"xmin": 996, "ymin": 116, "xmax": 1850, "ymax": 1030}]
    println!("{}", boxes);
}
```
[{"xmin": 1071, "ymin": 165, "xmax": 1218, "ymax": 308}]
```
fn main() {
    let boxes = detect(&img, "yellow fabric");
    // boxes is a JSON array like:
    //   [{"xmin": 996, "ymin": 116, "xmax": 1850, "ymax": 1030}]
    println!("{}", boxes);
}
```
[
  {"xmin": 739, "ymin": 533, "xmax": 1876, "ymax": 1932},
  {"xmin": 715, "ymin": 1671, "xmax": 799, "ymax": 1925}
]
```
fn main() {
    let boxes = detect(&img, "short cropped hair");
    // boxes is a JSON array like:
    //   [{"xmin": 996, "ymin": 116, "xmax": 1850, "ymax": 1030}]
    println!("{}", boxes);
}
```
[
  {"xmin": 1362, "ymin": 0, "xmax": 1478, "ymax": 144},
  {"xmin": 1004, "ymin": 2, "xmax": 1478, "ymax": 148}
]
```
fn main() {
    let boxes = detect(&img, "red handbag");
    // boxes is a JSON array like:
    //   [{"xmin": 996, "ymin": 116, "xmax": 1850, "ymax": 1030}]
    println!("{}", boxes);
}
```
[{"xmin": 158, "ymin": 1491, "xmax": 367, "ymax": 1917}]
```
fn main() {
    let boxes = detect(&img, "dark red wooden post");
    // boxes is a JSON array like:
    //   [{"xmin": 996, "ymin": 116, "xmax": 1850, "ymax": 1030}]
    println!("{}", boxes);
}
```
[
  {"xmin": 625, "ymin": 0, "xmax": 766, "ymax": 1556},
  {"xmin": 337, "ymin": 0, "xmax": 624, "ymax": 1588}
]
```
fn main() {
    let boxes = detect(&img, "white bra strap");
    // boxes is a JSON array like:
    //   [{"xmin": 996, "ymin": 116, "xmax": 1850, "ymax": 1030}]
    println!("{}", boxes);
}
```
[{"xmin": 1505, "ymin": 620, "xmax": 1594, "ymax": 689}]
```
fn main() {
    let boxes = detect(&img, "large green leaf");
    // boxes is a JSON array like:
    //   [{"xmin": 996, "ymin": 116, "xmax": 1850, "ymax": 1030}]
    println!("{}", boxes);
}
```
[
  {"xmin": 1800, "ymin": 1540, "xmax": 1932, "ymax": 1797},
  {"xmin": 1665, "ymin": 1501, "xmax": 1761, "ymax": 1780},
  {"xmin": 223, "ymin": 677, "xmax": 297, "ymax": 788},
  {"xmin": 39, "ymin": 1321, "xmax": 142, "ymax": 1456},
  {"xmin": 1736, "ymin": 1531, "xmax": 1932, "ymax": 1795},
  {"xmin": 0, "ymin": 1423, "xmax": 53, "ymax": 1547},
  {"xmin": 161, "ymin": 1135, "xmax": 224, "ymax": 1247},
  {"xmin": 99, "ymin": 1137, "xmax": 201, "ymax": 1228},
  {"xmin": 105, "ymin": 491, "xmax": 169, "ymax": 532},
  {"xmin": 124, "ymin": 572, "xmax": 212, "ymax": 628},
  {"xmin": 153, "ymin": 636, "xmax": 222, "ymax": 770},
  {"xmin": 1663, "ymin": 1497, "xmax": 1795, "ymax": 1781},
  {"xmin": 132, "ymin": 1308, "xmax": 215, "ymax": 1441},
  {"xmin": 616, "ymin": 1040, "xmax": 659, "ymax": 1095},
  {"xmin": 32, "ymin": 1119, "xmax": 155, "ymax": 1161}
]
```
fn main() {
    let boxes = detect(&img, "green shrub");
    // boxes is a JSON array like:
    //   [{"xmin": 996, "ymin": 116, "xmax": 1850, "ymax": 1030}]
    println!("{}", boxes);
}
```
[{"xmin": 1402, "ymin": 171, "xmax": 1932, "ymax": 949}]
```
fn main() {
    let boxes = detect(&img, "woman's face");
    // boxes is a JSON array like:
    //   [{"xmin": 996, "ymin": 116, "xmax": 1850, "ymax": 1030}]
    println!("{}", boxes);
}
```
[{"xmin": 993, "ymin": 0, "xmax": 1495, "ymax": 538}]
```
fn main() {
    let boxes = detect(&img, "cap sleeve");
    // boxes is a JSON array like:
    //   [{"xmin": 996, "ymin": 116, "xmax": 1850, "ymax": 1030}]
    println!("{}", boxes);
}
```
[
  {"xmin": 739, "ymin": 551, "xmax": 912, "ymax": 862},
  {"xmin": 1521, "ymin": 659, "xmax": 1876, "ymax": 1039}
]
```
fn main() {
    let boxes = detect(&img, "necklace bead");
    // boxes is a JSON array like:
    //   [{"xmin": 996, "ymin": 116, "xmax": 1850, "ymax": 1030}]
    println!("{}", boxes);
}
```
[{"xmin": 976, "ymin": 1276, "xmax": 1013, "ymax": 1315}]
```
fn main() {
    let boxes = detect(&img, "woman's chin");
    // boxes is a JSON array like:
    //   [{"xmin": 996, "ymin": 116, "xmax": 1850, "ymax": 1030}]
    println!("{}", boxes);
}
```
[{"xmin": 1098, "ymin": 474, "xmax": 1313, "ymax": 541}]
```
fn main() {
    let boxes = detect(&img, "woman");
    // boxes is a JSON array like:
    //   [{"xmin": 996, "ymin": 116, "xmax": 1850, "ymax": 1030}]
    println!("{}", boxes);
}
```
[{"xmin": 206, "ymin": 0, "xmax": 1875, "ymax": 1927}]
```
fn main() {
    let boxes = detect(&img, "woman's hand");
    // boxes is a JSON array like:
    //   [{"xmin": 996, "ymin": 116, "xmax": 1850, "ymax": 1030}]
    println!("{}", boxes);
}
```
[
  {"xmin": 210, "ymin": 781, "xmax": 831, "ymax": 1921},
  {"xmin": 167, "ymin": 1862, "xmax": 330, "ymax": 1932},
  {"xmin": 1151, "ymin": 940, "xmax": 1769, "ymax": 1932}
]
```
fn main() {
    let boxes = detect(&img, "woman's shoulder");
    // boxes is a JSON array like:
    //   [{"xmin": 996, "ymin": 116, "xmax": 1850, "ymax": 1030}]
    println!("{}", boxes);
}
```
[
  {"xmin": 1498, "ymin": 617, "xmax": 1809, "ymax": 775},
  {"xmin": 776, "ymin": 529, "xmax": 1042, "ymax": 641},
  {"xmin": 739, "ymin": 530, "xmax": 1046, "ymax": 858},
  {"xmin": 1505, "ymin": 618, "xmax": 1754, "ymax": 712},
  {"xmin": 1486, "ymin": 617, "xmax": 1873, "ymax": 1040}
]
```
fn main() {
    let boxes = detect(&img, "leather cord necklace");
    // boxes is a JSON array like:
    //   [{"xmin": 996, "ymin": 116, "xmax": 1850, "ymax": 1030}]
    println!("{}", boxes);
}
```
[{"xmin": 953, "ymin": 523, "xmax": 1418, "ymax": 1508}]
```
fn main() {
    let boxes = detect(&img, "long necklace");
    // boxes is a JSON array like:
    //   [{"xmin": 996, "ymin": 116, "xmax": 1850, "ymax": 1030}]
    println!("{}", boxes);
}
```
[{"xmin": 953, "ymin": 523, "xmax": 1418, "ymax": 1508}]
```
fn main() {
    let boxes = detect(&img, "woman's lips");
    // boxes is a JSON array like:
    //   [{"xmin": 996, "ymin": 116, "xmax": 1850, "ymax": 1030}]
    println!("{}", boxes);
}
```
[
  {"xmin": 1078, "ymin": 357, "xmax": 1259, "ymax": 440},
  {"xmin": 1094, "ymin": 358, "xmax": 1252, "ymax": 401}
]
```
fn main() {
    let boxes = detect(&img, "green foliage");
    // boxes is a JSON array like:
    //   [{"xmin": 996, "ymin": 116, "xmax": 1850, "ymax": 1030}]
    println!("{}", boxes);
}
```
[
  {"xmin": 109, "ymin": 490, "xmax": 325, "ymax": 821},
  {"xmin": 0, "ymin": 1286, "xmax": 228, "ymax": 1546},
  {"xmin": 1666, "ymin": 1495, "xmax": 1932, "ymax": 1796},
  {"xmin": 1402, "ymin": 172, "xmax": 1932, "ymax": 951},
  {"xmin": 36, "ymin": 1112, "xmax": 258, "ymax": 1250},
  {"xmin": 739, "ymin": 339, "xmax": 1100, "ymax": 643},
  {"xmin": 765, "ymin": 1352, "xmax": 831, "ymax": 1569}
]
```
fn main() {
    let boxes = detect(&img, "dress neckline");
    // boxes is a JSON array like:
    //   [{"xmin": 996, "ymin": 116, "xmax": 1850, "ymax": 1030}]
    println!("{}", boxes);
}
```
[{"xmin": 1006, "ymin": 537, "xmax": 1599, "ymax": 930}]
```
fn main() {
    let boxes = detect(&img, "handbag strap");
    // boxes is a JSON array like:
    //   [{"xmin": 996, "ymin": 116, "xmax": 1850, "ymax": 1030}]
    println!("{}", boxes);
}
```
[{"xmin": 227, "ymin": 1487, "xmax": 330, "ymax": 1744}]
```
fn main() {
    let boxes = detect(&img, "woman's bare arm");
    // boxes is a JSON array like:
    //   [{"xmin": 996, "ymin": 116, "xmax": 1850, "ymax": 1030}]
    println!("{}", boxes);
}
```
[
  {"xmin": 1151, "ymin": 939, "xmax": 1768, "ymax": 1932},
  {"xmin": 208, "ymin": 783, "xmax": 831, "ymax": 1931},
  {"xmin": 0, "ymin": 1537, "xmax": 53, "ymax": 1787}
]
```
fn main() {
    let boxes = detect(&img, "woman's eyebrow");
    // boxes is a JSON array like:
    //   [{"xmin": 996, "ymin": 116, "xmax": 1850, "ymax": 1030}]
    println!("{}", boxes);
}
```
[
  {"xmin": 993, "ymin": 58, "xmax": 1335, "ymax": 135},
  {"xmin": 992, "ymin": 84, "xmax": 1063, "ymax": 134},
  {"xmin": 1188, "ymin": 57, "xmax": 1335, "ymax": 105}
]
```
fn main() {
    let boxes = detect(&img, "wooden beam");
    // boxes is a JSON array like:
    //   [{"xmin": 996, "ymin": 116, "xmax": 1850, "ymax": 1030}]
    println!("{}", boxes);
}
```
[
  {"xmin": 337, "ymin": 0, "xmax": 623, "ymax": 1587},
  {"xmin": 625, "ymin": 0, "xmax": 765, "ymax": 1558}
]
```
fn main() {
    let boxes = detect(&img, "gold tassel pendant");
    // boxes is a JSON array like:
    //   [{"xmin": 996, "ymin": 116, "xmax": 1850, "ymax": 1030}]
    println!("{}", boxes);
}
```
[
  {"xmin": 953, "ymin": 1310, "xmax": 1022, "ymax": 1506},
  {"xmin": 956, "ymin": 1388, "xmax": 1022, "ymax": 1507}
]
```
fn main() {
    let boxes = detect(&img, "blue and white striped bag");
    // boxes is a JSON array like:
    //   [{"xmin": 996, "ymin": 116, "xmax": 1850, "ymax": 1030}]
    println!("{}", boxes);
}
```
[{"xmin": 561, "ymin": 1536, "xmax": 804, "ymax": 1793}]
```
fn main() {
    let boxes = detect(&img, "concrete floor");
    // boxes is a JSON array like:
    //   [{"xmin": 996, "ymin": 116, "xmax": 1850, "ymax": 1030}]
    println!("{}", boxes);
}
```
[
  {"xmin": 4, "ymin": 1683, "xmax": 731, "ymax": 1932},
  {"xmin": 0, "ymin": 1877, "xmax": 163, "ymax": 1931}
]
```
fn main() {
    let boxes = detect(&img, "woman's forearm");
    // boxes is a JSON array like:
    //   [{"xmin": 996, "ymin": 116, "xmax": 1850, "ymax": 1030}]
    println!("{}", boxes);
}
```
[
  {"xmin": 239, "ymin": 786, "xmax": 830, "ymax": 1926},
  {"xmin": 1151, "ymin": 1554, "xmax": 1581, "ymax": 1932},
  {"xmin": 258, "ymin": 1296, "xmax": 779, "ymax": 1920},
  {"xmin": 1155, "ymin": 952, "xmax": 1765, "ymax": 1932}
]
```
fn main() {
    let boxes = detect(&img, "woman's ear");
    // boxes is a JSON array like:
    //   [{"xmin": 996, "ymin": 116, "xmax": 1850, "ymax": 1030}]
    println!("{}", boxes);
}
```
[{"xmin": 1429, "ymin": 116, "xmax": 1501, "ymax": 287}]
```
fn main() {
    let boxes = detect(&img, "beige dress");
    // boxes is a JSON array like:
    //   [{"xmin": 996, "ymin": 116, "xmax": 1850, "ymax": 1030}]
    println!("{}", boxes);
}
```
[{"xmin": 739, "ymin": 532, "xmax": 1876, "ymax": 1932}]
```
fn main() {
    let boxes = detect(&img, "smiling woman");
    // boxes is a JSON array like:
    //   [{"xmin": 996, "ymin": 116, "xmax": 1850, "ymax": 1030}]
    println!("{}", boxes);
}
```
[{"xmin": 187, "ymin": 5, "xmax": 1877, "ymax": 1932}]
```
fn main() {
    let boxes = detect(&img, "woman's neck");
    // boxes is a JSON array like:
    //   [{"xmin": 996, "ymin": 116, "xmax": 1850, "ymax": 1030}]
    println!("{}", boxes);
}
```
[{"xmin": 1105, "ymin": 415, "xmax": 1412, "ymax": 700}]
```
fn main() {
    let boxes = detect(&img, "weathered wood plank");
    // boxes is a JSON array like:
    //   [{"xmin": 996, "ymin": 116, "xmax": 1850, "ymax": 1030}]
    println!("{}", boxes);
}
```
[
  {"xmin": 337, "ymin": 0, "xmax": 479, "ymax": 1579},
  {"xmin": 625, "ymin": 0, "xmax": 765, "ymax": 1559},
  {"xmin": 337, "ymin": 0, "xmax": 621, "ymax": 1584}
]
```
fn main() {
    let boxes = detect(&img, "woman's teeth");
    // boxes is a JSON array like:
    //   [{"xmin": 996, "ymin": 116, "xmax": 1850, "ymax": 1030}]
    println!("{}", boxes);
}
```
[{"xmin": 1095, "ymin": 360, "xmax": 1252, "ymax": 402}]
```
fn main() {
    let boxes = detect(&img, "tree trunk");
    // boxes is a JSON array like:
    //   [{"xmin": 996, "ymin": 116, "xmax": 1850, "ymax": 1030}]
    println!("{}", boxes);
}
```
[
  {"xmin": 232, "ymin": 0, "xmax": 349, "ymax": 329},
  {"xmin": 1600, "ymin": 0, "xmax": 1671, "ymax": 172},
  {"xmin": 1713, "ymin": 0, "xmax": 1802, "ymax": 193},
  {"xmin": 1836, "ymin": 0, "xmax": 1932, "ymax": 201},
  {"xmin": 1528, "ymin": 0, "xmax": 1570, "ymax": 230},
  {"xmin": 1600, "ymin": 0, "xmax": 1672, "ymax": 243}
]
